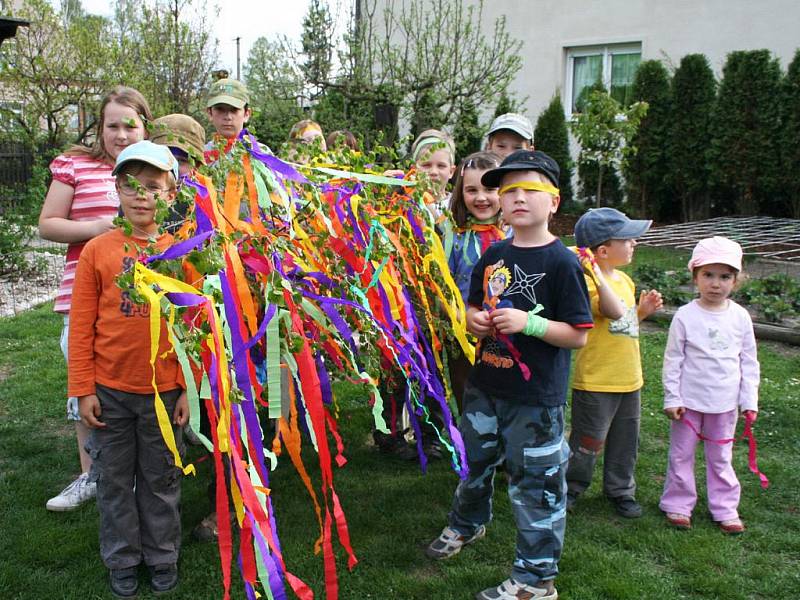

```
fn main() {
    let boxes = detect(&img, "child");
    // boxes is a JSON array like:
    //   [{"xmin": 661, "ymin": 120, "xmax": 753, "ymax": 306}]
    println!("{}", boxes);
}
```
[
  {"xmin": 566, "ymin": 208, "xmax": 663, "ymax": 517},
  {"xmin": 660, "ymin": 236, "xmax": 759, "ymax": 534},
  {"xmin": 150, "ymin": 113, "xmax": 206, "ymax": 177},
  {"xmin": 485, "ymin": 112, "xmax": 534, "ymax": 159},
  {"xmin": 39, "ymin": 86, "xmax": 152, "ymax": 511},
  {"xmin": 150, "ymin": 113, "xmax": 206, "ymax": 233},
  {"xmin": 286, "ymin": 119, "xmax": 327, "ymax": 163},
  {"xmin": 325, "ymin": 129, "xmax": 359, "ymax": 151},
  {"xmin": 444, "ymin": 151, "xmax": 503, "ymax": 409},
  {"xmin": 413, "ymin": 128, "xmax": 456, "ymax": 211},
  {"xmin": 205, "ymin": 77, "xmax": 252, "ymax": 161},
  {"xmin": 70, "ymin": 141, "xmax": 188, "ymax": 597},
  {"xmin": 427, "ymin": 150, "xmax": 593, "ymax": 600}
]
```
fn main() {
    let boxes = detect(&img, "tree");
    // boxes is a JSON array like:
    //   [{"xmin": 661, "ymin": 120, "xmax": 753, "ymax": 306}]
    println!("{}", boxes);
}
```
[
  {"xmin": 113, "ymin": 0, "xmax": 219, "ymax": 118},
  {"xmin": 452, "ymin": 98, "xmax": 482, "ymax": 159},
  {"xmin": 0, "ymin": 0, "xmax": 115, "ymax": 147},
  {"xmin": 301, "ymin": 0, "xmax": 333, "ymax": 102},
  {"xmin": 781, "ymin": 49, "xmax": 800, "ymax": 217},
  {"xmin": 244, "ymin": 36, "xmax": 306, "ymax": 150},
  {"xmin": 709, "ymin": 50, "xmax": 782, "ymax": 215},
  {"xmin": 669, "ymin": 54, "xmax": 716, "ymax": 222},
  {"xmin": 331, "ymin": 0, "xmax": 523, "ymax": 147},
  {"xmin": 534, "ymin": 94, "xmax": 573, "ymax": 207},
  {"xmin": 570, "ymin": 88, "xmax": 648, "ymax": 207},
  {"xmin": 624, "ymin": 60, "xmax": 672, "ymax": 219},
  {"xmin": 494, "ymin": 90, "xmax": 518, "ymax": 117}
]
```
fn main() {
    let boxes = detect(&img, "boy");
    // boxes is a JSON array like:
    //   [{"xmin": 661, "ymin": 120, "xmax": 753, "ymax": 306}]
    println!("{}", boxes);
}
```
[
  {"xmin": 485, "ymin": 112, "xmax": 534, "ymax": 159},
  {"xmin": 426, "ymin": 150, "xmax": 593, "ymax": 600},
  {"xmin": 151, "ymin": 113, "xmax": 206, "ymax": 234},
  {"xmin": 567, "ymin": 208, "xmax": 663, "ymax": 518},
  {"xmin": 151, "ymin": 113, "xmax": 206, "ymax": 177},
  {"xmin": 70, "ymin": 140, "xmax": 188, "ymax": 598},
  {"xmin": 205, "ymin": 77, "xmax": 253, "ymax": 162}
]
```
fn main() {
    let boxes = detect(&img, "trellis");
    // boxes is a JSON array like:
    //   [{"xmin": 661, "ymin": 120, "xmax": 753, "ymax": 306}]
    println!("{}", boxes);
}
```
[{"xmin": 638, "ymin": 216, "xmax": 800, "ymax": 261}]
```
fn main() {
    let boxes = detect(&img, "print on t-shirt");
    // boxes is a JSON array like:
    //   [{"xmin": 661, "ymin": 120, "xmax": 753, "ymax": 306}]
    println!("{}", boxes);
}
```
[{"xmin": 608, "ymin": 304, "xmax": 639, "ymax": 338}]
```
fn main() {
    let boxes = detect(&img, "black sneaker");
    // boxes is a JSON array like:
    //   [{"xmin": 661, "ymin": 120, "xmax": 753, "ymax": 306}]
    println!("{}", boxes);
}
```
[
  {"xmin": 149, "ymin": 563, "xmax": 178, "ymax": 594},
  {"xmin": 109, "ymin": 567, "xmax": 139, "ymax": 598},
  {"xmin": 610, "ymin": 495, "xmax": 643, "ymax": 518},
  {"xmin": 373, "ymin": 430, "xmax": 417, "ymax": 460},
  {"xmin": 566, "ymin": 491, "xmax": 578, "ymax": 513}
]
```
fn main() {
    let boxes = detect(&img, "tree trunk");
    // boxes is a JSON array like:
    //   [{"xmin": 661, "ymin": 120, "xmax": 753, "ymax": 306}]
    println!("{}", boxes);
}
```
[{"xmin": 596, "ymin": 165, "xmax": 604, "ymax": 207}]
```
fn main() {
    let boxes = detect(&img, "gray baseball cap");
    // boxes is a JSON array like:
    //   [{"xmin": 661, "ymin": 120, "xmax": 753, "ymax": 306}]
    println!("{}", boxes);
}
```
[{"xmin": 487, "ymin": 112, "xmax": 534, "ymax": 142}]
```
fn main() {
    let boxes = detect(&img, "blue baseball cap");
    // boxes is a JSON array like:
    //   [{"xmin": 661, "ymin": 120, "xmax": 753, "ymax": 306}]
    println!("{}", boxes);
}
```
[
  {"xmin": 112, "ymin": 140, "xmax": 180, "ymax": 182},
  {"xmin": 574, "ymin": 207, "xmax": 652, "ymax": 248}
]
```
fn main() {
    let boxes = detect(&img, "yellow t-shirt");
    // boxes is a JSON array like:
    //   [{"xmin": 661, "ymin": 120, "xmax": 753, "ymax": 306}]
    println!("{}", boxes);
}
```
[{"xmin": 572, "ymin": 270, "xmax": 643, "ymax": 392}]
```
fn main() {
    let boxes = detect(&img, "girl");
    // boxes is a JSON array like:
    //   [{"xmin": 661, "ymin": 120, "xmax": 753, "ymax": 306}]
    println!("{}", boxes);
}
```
[
  {"xmin": 286, "ymin": 119, "xmax": 326, "ymax": 164},
  {"xmin": 39, "ymin": 86, "xmax": 152, "ymax": 511},
  {"xmin": 444, "ymin": 151, "xmax": 503, "ymax": 409},
  {"xmin": 660, "ymin": 236, "xmax": 759, "ymax": 534},
  {"xmin": 410, "ymin": 129, "xmax": 456, "ymax": 223}
]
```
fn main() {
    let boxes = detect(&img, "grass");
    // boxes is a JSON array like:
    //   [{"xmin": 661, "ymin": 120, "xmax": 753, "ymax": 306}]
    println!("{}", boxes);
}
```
[{"xmin": 1, "ymin": 304, "xmax": 799, "ymax": 599}]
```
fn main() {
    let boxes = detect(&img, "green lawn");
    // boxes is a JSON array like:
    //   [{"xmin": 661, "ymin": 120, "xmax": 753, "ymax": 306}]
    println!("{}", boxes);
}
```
[{"xmin": 1, "ymin": 305, "xmax": 799, "ymax": 599}]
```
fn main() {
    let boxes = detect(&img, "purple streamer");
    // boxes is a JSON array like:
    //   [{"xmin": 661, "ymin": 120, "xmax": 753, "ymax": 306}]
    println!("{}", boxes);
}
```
[{"xmin": 144, "ymin": 230, "xmax": 214, "ymax": 263}]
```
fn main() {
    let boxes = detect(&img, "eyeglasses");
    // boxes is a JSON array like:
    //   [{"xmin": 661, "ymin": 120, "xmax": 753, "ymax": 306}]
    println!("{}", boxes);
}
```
[{"xmin": 118, "ymin": 183, "xmax": 172, "ymax": 198}]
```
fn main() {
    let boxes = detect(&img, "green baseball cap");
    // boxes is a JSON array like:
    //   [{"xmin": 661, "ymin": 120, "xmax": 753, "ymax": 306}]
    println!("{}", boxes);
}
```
[{"xmin": 206, "ymin": 78, "xmax": 250, "ymax": 109}]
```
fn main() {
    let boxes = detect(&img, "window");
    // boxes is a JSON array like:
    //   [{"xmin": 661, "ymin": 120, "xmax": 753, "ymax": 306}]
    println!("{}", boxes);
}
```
[{"xmin": 566, "ymin": 44, "xmax": 641, "ymax": 113}]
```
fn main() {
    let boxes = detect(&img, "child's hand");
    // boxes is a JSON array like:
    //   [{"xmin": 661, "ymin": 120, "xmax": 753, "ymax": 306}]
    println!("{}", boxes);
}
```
[
  {"xmin": 79, "ymin": 394, "xmax": 106, "ymax": 429},
  {"xmin": 742, "ymin": 409, "xmax": 758, "ymax": 423},
  {"xmin": 664, "ymin": 406, "xmax": 685, "ymax": 420},
  {"xmin": 173, "ymin": 391, "xmax": 189, "ymax": 427},
  {"xmin": 639, "ymin": 289, "xmax": 664, "ymax": 318},
  {"xmin": 467, "ymin": 309, "xmax": 493, "ymax": 337},
  {"xmin": 382, "ymin": 168, "xmax": 405, "ymax": 179},
  {"xmin": 92, "ymin": 216, "xmax": 116, "ymax": 237},
  {"xmin": 490, "ymin": 308, "xmax": 528, "ymax": 335}
]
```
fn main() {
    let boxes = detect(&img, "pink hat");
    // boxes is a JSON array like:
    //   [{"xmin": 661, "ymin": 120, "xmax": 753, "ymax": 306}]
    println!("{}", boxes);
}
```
[{"xmin": 688, "ymin": 236, "xmax": 743, "ymax": 272}]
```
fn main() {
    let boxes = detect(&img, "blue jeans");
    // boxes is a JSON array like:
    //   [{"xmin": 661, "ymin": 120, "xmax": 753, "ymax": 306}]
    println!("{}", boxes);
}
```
[{"xmin": 448, "ymin": 383, "xmax": 569, "ymax": 585}]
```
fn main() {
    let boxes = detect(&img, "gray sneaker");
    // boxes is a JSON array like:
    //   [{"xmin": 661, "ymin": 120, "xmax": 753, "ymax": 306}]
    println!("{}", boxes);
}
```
[
  {"xmin": 426, "ymin": 525, "xmax": 486, "ymax": 559},
  {"xmin": 46, "ymin": 472, "xmax": 96, "ymax": 511}
]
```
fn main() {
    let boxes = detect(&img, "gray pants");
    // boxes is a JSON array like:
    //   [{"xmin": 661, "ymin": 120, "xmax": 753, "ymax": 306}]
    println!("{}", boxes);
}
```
[
  {"xmin": 87, "ymin": 384, "xmax": 183, "ymax": 570},
  {"xmin": 449, "ymin": 383, "xmax": 569, "ymax": 586},
  {"xmin": 566, "ymin": 389, "xmax": 641, "ymax": 498}
]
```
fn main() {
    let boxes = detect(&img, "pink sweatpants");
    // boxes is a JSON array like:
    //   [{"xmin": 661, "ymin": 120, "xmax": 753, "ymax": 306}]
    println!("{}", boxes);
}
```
[{"xmin": 659, "ymin": 408, "xmax": 741, "ymax": 522}]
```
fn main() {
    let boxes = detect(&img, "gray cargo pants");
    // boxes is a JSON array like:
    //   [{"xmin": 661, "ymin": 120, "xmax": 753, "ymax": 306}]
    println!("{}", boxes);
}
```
[
  {"xmin": 87, "ymin": 384, "xmax": 184, "ymax": 570},
  {"xmin": 566, "ymin": 388, "xmax": 641, "ymax": 499}
]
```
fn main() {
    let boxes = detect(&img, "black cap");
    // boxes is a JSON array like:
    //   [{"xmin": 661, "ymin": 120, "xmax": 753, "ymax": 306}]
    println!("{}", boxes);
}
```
[{"xmin": 481, "ymin": 149, "xmax": 560, "ymax": 189}]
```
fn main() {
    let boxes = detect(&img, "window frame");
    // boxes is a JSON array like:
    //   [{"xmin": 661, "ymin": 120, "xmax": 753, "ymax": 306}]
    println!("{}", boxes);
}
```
[{"xmin": 565, "ymin": 42, "xmax": 642, "ymax": 115}]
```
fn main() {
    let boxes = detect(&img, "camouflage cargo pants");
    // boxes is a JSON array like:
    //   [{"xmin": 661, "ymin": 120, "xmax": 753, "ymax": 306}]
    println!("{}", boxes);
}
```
[{"xmin": 448, "ymin": 383, "xmax": 569, "ymax": 586}]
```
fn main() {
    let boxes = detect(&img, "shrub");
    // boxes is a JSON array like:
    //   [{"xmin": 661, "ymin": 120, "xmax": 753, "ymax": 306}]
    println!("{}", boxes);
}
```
[
  {"xmin": 625, "ymin": 60, "xmax": 673, "ymax": 220},
  {"xmin": 534, "ymin": 93, "xmax": 574, "ymax": 207},
  {"xmin": 709, "ymin": 50, "xmax": 782, "ymax": 215},
  {"xmin": 669, "ymin": 54, "xmax": 716, "ymax": 222},
  {"xmin": 632, "ymin": 263, "xmax": 691, "ymax": 306}
]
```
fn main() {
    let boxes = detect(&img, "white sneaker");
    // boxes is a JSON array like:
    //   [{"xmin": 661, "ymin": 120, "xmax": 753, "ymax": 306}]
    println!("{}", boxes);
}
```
[
  {"xmin": 475, "ymin": 578, "xmax": 558, "ymax": 600},
  {"xmin": 46, "ymin": 472, "xmax": 96, "ymax": 511}
]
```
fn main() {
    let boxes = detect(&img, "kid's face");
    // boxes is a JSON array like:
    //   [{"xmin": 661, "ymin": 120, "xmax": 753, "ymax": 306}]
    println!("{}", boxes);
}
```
[
  {"xmin": 207, "ymin": 103, "xmax": 251, "ymax": 138},
  {"xmin": 694, "ymin": 263, "xmax": 737, "ymax": 308},
  {"xmin": 486, "ymin": 130, "xmax": 531, "ymax": 159},
  {"xmin": 462, "ymin": 168, "xmax": 499, "ymax": 221},
  {"xmin": 597, "ymin": 238, "xmax": 637, "ymax": 267},
  {"xmin": 102, "ymin": 102, "xmax": 146, "ymax": 160},
  {"xmin": 416, "ymin": 148, "xmax": 455, "ymax": 193},
  {"xmin": 116, "ymin": 166, "xmax": 176, "ymax": 236},
  {"xmin": 499, "ymin": 171, "xmax": 559, "ymax": 230}
]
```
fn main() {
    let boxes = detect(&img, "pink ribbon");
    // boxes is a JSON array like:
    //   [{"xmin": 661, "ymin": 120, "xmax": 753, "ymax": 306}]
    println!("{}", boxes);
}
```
[{"xmin": 680, "ymin": 412, "xmax": 769, "ymax": 489}]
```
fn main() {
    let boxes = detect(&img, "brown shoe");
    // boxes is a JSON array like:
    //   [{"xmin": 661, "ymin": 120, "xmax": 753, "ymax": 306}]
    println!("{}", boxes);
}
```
[
  {"xmin": 719, "ymin": 518, "xmax": 745, "ymax": 535},
  {"xmin": 665, "ymin": 512, "xmax": 691, "ymax": 530}
]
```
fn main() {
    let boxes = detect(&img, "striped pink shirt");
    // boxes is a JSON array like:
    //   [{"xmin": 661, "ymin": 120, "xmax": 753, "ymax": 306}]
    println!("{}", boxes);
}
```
[{"xmin": 49, "ymin": 154, "xmax": 119, "ymax": 313}]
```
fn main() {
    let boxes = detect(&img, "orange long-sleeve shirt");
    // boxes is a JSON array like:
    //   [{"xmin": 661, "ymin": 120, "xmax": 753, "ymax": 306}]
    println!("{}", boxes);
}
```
[{"xmin": 67, "ymin": 228, "xmax": 184, "ymax": 398}]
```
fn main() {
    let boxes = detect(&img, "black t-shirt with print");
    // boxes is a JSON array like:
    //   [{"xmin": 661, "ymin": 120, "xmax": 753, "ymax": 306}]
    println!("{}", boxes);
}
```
[{"xmin": 467, "ymin": 237, "xmax": 593, "ymax": 405}]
